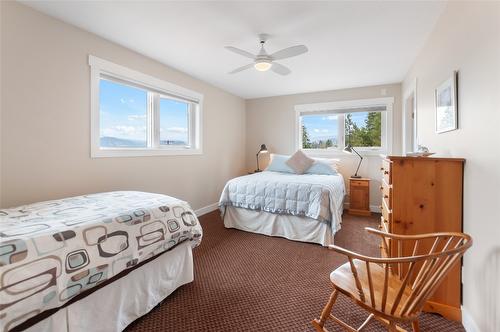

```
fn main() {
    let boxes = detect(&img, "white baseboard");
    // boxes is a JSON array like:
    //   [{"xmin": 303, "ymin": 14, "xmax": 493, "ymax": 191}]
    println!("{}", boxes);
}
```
[
  {"xmin": 194, "ymin": 202, "xmax": 219, "ymax": 217},
  {"xmin": 462, "ymin": 307, "xmax": 480, "ymax": 332}
]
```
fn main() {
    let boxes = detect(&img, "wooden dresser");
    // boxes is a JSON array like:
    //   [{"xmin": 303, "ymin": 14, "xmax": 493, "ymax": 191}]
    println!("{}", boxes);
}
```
[{"xmin": 379, "ymin": 155, "xmax": 465, "ymax": 321}]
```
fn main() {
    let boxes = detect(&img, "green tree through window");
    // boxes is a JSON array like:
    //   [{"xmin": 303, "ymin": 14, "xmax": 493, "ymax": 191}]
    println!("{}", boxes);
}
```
[
  {"xmin": 302, "ymin": 124, "xmax": 312, "ymax": 148},
  {"xmin": 345, "ymin": 112, "xmax": 381, "ymax": 147}
]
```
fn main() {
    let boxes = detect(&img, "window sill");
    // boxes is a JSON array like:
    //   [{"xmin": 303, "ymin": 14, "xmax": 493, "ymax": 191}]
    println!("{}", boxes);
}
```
[
  {"xmin": 302, "ymin": 149, "xmax": 388, "ymax": 157},
  {"xmin": 91, "ymin": 148, "xmax": 203, "ymax": 158}
]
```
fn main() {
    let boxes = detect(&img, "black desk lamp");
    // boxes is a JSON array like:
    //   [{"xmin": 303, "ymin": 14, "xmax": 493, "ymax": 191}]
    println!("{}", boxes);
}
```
[
  {"xmin": 343, "ymin": 145, "xmax": 363, "ymax": 178},
  {"xmin": 255, "ymin": 144, "xmax": 268, "ymax": 172}
]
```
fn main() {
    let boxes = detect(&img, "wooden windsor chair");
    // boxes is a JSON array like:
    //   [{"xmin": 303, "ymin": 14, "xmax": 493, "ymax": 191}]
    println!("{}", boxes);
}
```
[{"xmin": 312, "ymin": 227, "xmax": 472, "ymax": 332}]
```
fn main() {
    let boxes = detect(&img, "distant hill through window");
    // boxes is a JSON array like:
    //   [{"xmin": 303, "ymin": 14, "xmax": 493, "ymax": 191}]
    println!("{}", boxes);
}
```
[{"xmin": 100, "ymin": 136, "xmax": 146, "ymax": 148}]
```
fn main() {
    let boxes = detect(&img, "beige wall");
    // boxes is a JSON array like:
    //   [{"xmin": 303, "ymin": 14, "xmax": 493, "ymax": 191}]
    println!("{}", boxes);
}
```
[
  {"xmin": 402, "ymin": 2, "xmax": 500, "ymax": 331},
  {"xmin": 245, "ymin": 83, "xmax": 402, "ymax": 209},
  {"xmin": 0, "ymin": 2, "xmax": 246, "ymax": 209}
]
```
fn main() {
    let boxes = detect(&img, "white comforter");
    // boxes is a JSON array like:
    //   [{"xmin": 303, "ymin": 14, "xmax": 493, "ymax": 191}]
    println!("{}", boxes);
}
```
[{"xmin": 219, "ymin": 171, "xmax": 345, "ymax": 229}]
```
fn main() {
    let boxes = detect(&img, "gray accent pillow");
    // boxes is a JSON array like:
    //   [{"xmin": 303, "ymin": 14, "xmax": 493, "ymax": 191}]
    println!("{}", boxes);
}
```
[{"xmin": 286, "ymin": 150, "xmax": 315, "ymax": 174}]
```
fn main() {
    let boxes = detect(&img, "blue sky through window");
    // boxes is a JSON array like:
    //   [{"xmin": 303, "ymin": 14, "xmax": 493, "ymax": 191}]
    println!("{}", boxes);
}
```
[
  {"xmin": 100, "ymin": 79, "xmax": 147, "ymax": 147},
  {"xmin": 349, "ymin": 112, "xmax": 370, "ymax": 127},
  {"xmin": 302, "ymin": 114, "xmax": 338, "ymax": 142},
  {"xmin": 160, "ymin": 98, "xmax": 189, "ymax": 145},
  {"xmin": 302, "ymin": 112, "xmax": 370, "ymax": 142}
]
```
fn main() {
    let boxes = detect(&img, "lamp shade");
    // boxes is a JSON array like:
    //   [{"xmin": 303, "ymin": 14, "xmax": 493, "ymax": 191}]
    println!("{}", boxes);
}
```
[
  {"xmin": 255, "ymin": 144, "xmax": 268, "ymax": 173},
  {"xmin": 343, "ymin": 145, "xmax": 353, "ymax": 154}
]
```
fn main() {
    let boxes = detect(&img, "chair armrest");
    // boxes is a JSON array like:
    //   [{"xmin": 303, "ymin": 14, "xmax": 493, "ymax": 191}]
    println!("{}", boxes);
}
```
[
  {"xmin": 328, "ymin": 243, "xmax": 447, "ymax": 264},
  {"xmin": 329, "ymin": 229, "xmax": 473, "ymax": 267},
  {"xmin": 328, "ymin": 244, "xmax": 381, "ymax": 263},
  {"xmin": 365, "ymin": 227, "xmax": 469, "ymax": 241}
]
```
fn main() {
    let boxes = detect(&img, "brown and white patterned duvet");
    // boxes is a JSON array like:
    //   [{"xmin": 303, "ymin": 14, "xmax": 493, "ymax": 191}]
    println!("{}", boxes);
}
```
[{"xmin": 0, "ymin": 191, "xmax": 203, "ymax": 331}]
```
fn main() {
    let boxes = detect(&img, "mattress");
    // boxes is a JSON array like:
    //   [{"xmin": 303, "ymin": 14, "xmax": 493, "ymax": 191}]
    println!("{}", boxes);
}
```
[
  {"xmin": 219, "ymin": 171, "xmax": 345, "ymax": 231},
  {"xmin": 0, "ymin": 191, "xmax": 202, "ymax": 331}
]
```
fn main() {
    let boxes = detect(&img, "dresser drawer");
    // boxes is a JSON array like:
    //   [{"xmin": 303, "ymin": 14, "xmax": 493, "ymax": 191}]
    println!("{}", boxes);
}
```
[
  {"xmin": 381, "ymin": 159, "xmax": 392, "ymax": 184},
  {"xmin": 381, "ymin": 199, "xmax": 391, "ymax": 224},
  {"xmin": 380, "ymin": 216, "xmax": 389, "ymax": 233},
  {"xmin": 379, "ymin": 216, "xmax": 390, "ymax": 257},
  {"xmin": 351, "ymin": 180, "xmax": 369, "ymax": 187},
  {"xmin": 380, "ymin": 179, "xmax": 392, "ymax": 209}
]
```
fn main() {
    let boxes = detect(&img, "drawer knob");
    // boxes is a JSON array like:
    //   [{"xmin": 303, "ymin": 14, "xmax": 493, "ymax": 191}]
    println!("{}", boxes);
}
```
[
  {"xmin": 380, "ymin": 167, "xmax": 384, "ymax": 171},
  {"xmin": 384, "ymin": 195, "xmax": 389, "ymax": 199},
  {"xmin": 380, "ymin": 186, "xmax": 383, "ymax": 191},
  {"xmin": 384, "ymin": 171, "xmax": 389, "ymax": 175}
]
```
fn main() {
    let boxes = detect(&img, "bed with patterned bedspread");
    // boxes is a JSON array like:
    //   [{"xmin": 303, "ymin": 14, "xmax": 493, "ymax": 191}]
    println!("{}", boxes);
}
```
[{"xmin": 0, "ymin": 191, "xmax": 202, "ymax": 331}]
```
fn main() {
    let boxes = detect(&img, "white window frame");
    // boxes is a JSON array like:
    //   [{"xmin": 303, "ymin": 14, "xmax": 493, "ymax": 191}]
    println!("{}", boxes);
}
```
[
  {"xmin": 89, "ymin": 55, "xmax": 203, "ymax": 158},
  {"xmin": 294, "ymin": 97, "xmax": 393, "ymax": 156}
]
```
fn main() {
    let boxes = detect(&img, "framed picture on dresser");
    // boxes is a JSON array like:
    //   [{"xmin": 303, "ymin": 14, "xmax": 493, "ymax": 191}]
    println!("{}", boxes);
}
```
[{"xmin": 435, "ymin": 71, "xmax": 458, "ymax": 133}]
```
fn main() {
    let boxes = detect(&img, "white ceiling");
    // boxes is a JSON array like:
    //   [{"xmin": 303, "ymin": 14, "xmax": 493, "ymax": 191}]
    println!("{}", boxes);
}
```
[{"xmin": 21, "ymin": 1, "xmax": 446, "ymax": 99}]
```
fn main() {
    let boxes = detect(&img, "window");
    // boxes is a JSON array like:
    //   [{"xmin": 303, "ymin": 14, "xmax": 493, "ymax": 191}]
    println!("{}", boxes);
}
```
[
  {"xmin": 89, "ymin": 55, "xmax": 203, "ymax": 157},
  {"xmin": 296, "ymin": 98, "xmax": 393, "ymax": 154}
]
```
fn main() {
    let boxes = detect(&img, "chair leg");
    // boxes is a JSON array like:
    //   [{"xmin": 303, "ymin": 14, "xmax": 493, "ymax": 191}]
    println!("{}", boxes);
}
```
[
  {"xmin": 411, "ymin": 319, "xmax": 420, "ymax": 332},
  {"xmin": 388, "ymin": 321, "xmax": 398, "ymax": 332},
  {"xmin": 312, "ymin": 289, "xmax": 338, "ymax": 331}
]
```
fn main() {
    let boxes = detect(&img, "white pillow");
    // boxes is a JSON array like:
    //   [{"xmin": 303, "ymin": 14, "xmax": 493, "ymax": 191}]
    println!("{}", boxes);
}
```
[
  {"xmin": 286, "ymin": 150, "xmax": 315, "ymax": 174},
  {"xmin": 305, "ymin": 160, "xmax": 338, "ymax": 175},
  {"xmin": 314, "ymin": 157, "xmax": 340, "ymax": 170}
]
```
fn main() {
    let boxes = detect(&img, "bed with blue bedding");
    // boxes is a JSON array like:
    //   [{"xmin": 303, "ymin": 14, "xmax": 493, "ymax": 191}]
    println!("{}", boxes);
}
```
[{"xmin": 219, "ymin": 170, "xmax": 345, "ymax": 246}]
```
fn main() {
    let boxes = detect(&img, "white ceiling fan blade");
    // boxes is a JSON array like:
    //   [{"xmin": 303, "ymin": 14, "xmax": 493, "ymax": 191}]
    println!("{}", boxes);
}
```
[
  {"xmin": 228, "ymin": 63, "xmax": 254, "ymax": 74},
  {"xmin": 271, "ymin": 62, "xmax": 291, "ymax": 76},
  {"xmin": 270, "ymin": 45, "xmax": 308, "ymax": 60},
  {"xmin": 225, "ymin": 46, "xmax": 256, "ymax": 59}
]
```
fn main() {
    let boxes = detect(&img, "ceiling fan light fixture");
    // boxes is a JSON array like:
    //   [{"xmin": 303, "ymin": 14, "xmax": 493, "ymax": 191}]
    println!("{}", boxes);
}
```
[
  {"xmin": 254, "ymin": 61, "xmax": 272, "ymax": 72},
  {"xmin": 226, "ymin": 36, "xmax": 307, "ymax": 75}
]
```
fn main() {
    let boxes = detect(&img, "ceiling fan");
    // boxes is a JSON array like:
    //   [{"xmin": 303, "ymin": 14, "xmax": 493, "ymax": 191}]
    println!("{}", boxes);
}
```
[{"xmin": 225, "ymin": 34, "xmax": 308, "ymax": 76}]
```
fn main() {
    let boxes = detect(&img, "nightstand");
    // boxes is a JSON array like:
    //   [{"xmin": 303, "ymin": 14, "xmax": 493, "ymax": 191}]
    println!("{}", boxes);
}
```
[{"xmin": 348, "ymin": 178, "xmax": 371, "ymax": 216}]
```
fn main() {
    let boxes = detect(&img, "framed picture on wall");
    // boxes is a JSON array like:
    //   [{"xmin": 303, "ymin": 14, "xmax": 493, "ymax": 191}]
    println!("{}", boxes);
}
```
[{"xmin": 435, "ymin": 71, "xmax": 458, "ymax": 133}]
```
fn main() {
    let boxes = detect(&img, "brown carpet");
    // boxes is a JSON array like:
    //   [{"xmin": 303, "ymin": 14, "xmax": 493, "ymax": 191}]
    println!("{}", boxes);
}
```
[{"xmin": 126, "ymin": 211, "xmax": 464, "ymax": 331}]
